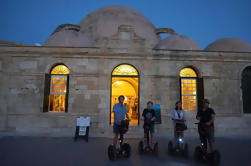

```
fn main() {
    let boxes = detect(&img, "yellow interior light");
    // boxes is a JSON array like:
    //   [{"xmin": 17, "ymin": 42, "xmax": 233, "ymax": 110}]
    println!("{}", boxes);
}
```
[
  {"xmin": 180, "ymin": 68, "xmax": 197, "ymax": 77},
  {"xmin": 49, "ymin": 65, "xmax": 69, "ymax": 112},
  {"xmin": 112, "ymin": 64, "xmax": 138, "ymax": 76},
  {"xmin": 111, "ymin": 64, "xmax": 139, "ymax": 125},
  {"xmin": 51, "ymin": 65, "xmax": 70, "ymax": 74}
]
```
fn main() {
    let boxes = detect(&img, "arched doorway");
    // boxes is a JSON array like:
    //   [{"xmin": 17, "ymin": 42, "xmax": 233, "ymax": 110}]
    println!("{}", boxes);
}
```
[
  {"xmin": 242, "ymin": 66, "xmax": 251, "ymax": 113},
  {"xmin": 111, "ymin": 64, "xmax": 139, "ymax": 125},
  {"xmin": 179, "ymin": 67, "xmax": 198, "ymax": 111},
  {"xmin": 43, "ymin": 64, "xmax": 70, "ymax": 112}
]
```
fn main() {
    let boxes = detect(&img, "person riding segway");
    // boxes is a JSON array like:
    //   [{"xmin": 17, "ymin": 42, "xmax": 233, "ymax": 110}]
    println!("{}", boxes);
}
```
[
  {"xmin": 168, "ymin": 101, "xmax": 188, "ymax": 157},
  {"xmin": 194, "ymin": 99, "xmax": 220, "ymax": 166},
  {"xmin": 108, "ymin": 95, "xmax": 131, "ymax": 160},
  {"xmin": 138, "ymin": 101, "xmax": 158, "ymax": 156}
]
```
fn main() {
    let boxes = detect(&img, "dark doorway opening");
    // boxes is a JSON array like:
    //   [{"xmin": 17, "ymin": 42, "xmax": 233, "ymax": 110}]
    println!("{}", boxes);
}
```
[{"xmin": 242, "ymin": 66, "xmax": 251, "ymax": 113}]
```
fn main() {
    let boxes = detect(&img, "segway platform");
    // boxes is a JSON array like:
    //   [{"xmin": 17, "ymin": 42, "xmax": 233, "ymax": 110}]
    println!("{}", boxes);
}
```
[
  {"xmin": 108, "ymin": 120, "xmax": 131, "ymax": 160},
  {"xmin": 138, "ymin": 121, "xmax": 158, "ymax": 156},
  {"xmin": 193, "ymin": 122, "xmax": 221, "ymax": 166}
]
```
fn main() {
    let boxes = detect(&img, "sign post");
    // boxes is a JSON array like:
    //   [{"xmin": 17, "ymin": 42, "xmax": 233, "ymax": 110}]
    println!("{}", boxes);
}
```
[
  {"xmin": 152, "ymin": 105, "xmax": 162, "ymax": 124},
  {"xmin": 74, "ymin": 116, "xmax": 91, "ymax": 142}
]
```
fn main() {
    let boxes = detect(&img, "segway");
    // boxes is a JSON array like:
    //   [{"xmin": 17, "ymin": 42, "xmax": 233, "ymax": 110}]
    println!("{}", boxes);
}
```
[
  {"xmin": 194, "ymin": 122, "xmax": 221, "ymax": 166},
  {"xmin": 138, "ymin": 119, "xmax": 158, "ymax": 156},
  {"xmin": 108, "ymin": 120, "xmax": 131, "ymax": 160},
  {"xmin": 167, "ymin": 122, "xmax": 188, "ymax": 157}
]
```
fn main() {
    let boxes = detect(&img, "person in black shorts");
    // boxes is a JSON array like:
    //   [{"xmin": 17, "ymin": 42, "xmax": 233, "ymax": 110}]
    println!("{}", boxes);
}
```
[
  {"xmin": 142, "ymin": 101, "xmax": 156, "ymax": 146},
  {"xmin": 196, "ymin": 99, "xmax": 216, "ymax": 153}
]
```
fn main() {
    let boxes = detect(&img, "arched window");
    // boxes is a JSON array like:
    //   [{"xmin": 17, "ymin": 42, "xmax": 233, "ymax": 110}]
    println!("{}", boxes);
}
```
[
  {"xmin": 43, "ymin": 64, "xmax": 70, "ymax": 112},
  {"xmin": 179, "ymin": 67, "xmax": 198, "ymax": 111},
  {"xmin": 242, "ymin": 66, "xmax": 251, "ymax": 113},
  {"xmin": 111, "ymin": 64, "xmax": 139, "ymax": 125}
]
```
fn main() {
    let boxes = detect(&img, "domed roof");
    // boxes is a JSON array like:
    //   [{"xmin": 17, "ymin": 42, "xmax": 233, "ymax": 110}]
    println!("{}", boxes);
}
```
[
  {"xmin": 155, "ymin": 35, "xmax": 200, "ymax": 50},
  {"xmin": 44, "ymin": 29, "xmax": 94, "ymax": 47},
  {"xmin": 205, "ymin": 38, "xmax": 251, "ymax": 52},
  {"xmin": 79, "ymin": 6, "xmax": 159, "ymax": 48}
]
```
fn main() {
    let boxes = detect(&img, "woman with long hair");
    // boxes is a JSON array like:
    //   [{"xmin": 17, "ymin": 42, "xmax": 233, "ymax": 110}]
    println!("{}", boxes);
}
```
[{"xmin": 171, "ymin": 101, "xmax": 186, "ymax": 143}]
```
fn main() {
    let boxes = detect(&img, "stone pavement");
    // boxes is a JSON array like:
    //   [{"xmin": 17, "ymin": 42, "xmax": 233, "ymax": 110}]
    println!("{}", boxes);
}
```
[{"xmin": 0, "ymin": 136, "xmax": 250, "ymax": 166}]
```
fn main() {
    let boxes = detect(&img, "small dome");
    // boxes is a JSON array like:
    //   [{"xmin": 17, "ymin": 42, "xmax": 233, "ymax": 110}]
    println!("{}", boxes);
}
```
[
  {"xmin": 80, "ymin": 6, "xmax": 159, "ymax": 48},
  {"xmin": 205, "ymin": 38, "xmax": 251, "ymax": 52},
  {"xmin": 155, "ymin": 35, "xmax": 200, "ymax": 50},
  {"xmin": 44, "ymin": 29, "xmax": 94, "ymax": 47}
]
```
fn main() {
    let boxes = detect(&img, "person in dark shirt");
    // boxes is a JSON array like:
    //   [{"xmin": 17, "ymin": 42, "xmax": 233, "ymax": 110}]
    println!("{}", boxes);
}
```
[
  {"xmin": 196, "ymin": 99, "xmax": 216, "ymax": 153},
  {"xmin": 142, "ymin": 101, "xmax": 156, "ymax": 146}
]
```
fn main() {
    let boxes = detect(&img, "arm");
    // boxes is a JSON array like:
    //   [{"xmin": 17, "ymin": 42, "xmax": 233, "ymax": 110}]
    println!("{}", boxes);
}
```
[
  {"xmin": 126, "ymin": 112, "xmax": 130, "ymax": 121},
  {"xmin": 151, "ymin": 110, "xmax": 156, "ymax": 121},
  {"xmin": 206, "ymin": 114, "xmax": 215, "ymax": 126},
  {"xmin": 180, "ymin": 110, "xmax": 186, "ymax": 122},
  {"xmin": 151, "ymin": 116, "xmax": 156, "ymax": 121},
  {"xmin": 113, "ymin": 105, "xmax": 121, "ymax": 124},
  {"xmin": 171, "ymin": 109, "xmax": 176, "ymax": 121},
  {"xmin": 196, "ymin": 110, "xmax": 201, "ymax": 121},
  {"xmin": 141, "ymin": 109, "xmax": 145, "ymax": 121}
]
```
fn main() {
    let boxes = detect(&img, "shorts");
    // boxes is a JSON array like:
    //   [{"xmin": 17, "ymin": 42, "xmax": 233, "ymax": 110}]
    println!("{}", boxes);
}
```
[
  {"xmin": 208, "ymin": 126, "xmax": 215, "ymax": 143},
  {"xmin": 144, "ymin": 123, "xmax": 154, "ymax": 134},
  {"xmin": 198, "ymin": 125, "xmax": 215, "ymax": 143}
]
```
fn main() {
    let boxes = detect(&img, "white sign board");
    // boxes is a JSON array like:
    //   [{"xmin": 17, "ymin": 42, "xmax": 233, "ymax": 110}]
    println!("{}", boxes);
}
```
[
  {"xmin": 79, "ymin": 126, "xmax": 87, "ymax": 136},
  {"xmin": 77, "ymin": 116, "xmax": 90, "ymax": 127}
]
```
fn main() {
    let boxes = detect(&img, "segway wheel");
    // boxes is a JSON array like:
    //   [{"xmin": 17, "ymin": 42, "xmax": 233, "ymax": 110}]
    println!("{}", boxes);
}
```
[
  {"xmin": 153, "ymin": 142, "xmax": 158, "ymax": 156},
  {"xmin": 138, "ymin": 141, "xmax": 144, "ymax": 155},
  {"xmin": 183, "ymin": 143, "xmax": 188, "ymax": 157},
  {"xmin": 212, "ymin": 150, "xmax": 221, "ymax": 166},
  {"xmin": 108, "ymin": 145, "xmax": 116, "ymax": 160},
  {"xmin": 122, "ymin": 143, "xmax": 131, "ymax": 158},
  {"xmin": 168, "ymin": 141, "xmax": 173, "ymax": 155},
  {"xmin": 194, "ymin": 146, "xmax": 203, "ymax": 161}
]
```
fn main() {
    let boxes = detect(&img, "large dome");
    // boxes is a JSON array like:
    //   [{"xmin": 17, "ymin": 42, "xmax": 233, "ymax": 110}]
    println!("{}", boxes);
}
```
[
  {"xmin": 44, "ymin": 24, "xmax": 94, "ymax": 47},
  {"xmin": 44, "ymin": 30, "xmax": 94, "ymax": 47},
  {"xmin": 80, "ymin": 6, "xmax": 159, "ymax": 48},
  {"xmin": 155, "ymin": 35, "xmax": 200, "ymax": 50},
  {"xmin": 205, "ymin": 38, "xmax": 251, "ymax": 52}
]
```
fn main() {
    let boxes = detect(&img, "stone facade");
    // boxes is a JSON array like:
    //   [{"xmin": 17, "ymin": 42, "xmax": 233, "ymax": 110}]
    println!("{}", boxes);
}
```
[{"xmin": 0, "ymin": 45, "xmax": 251, "ymax": 137}]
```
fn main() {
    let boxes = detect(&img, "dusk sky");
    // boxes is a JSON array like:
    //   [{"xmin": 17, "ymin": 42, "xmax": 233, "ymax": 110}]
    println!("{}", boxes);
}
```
[{"xmin": 0, "ymin": 0, "xmax": 250, "ymax": 48}]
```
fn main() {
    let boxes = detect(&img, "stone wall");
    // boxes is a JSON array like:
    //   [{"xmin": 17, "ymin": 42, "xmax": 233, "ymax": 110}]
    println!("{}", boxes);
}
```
[{"xmin": 0, "ymin": 46, "xmax": 251, "ymax": 137}]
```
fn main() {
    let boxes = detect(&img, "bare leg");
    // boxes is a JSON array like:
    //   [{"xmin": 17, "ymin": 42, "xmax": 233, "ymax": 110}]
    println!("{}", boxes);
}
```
[
  {"xmin": 150, "ymin": 132, "xmax": 154, "ymax": 145},
  {"xmin": 174, "ymin": 130, "xmax": 178, "ymax": 146},
  {"xmin": 177, "ymin": 132, "xmax": 181, "ymax": 146},
  {"xmin": 113, "ymin": 133, "xmax": 118, "ymax": 147},
  {"xmin": 144, "ymin": 132, "xmax": 147, "ymax": 146}
]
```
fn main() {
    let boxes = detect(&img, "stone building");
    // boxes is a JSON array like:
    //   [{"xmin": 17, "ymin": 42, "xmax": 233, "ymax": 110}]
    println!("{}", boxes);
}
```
[{"xmin": 0, "ymin": 6, "xmax": 251, "ymax": 137}]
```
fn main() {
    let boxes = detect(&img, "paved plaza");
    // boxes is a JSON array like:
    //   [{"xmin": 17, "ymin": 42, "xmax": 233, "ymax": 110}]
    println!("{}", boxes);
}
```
[{"xmin": 0, "ymin": 135, "xmax": 251, "ymax": 166}]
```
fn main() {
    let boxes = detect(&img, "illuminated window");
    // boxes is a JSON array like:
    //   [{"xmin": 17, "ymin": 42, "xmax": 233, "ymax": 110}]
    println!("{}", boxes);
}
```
[
  {"xmin": 43, "ymin": 64, "xmax": 70, "ymax": 112},
  {"xmin": 180, "ymin": 68, "xmax": 197, "ymax": 77},
  {"xmin": 180, "ymin": 68, "xmax": 197, "ymax": 111},
  {"xmin": 51, "ymin": 65, "xmax": 70, "ymax": 74},
  {"xmin": 111, "ymin": 64, "xmax": 139, "ymax": 125},
  {"xmin": 112, "ymin": 64, "xmax": 138, "ymax": 76}
]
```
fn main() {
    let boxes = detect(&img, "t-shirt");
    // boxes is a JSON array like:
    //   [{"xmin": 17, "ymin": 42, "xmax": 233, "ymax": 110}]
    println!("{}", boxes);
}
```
[
  {"xmin": 142, "ymin": 108, "xmax": 156, "ymax": 122},
  {"xmin": 113, "ymin": 103, "xmax": 127, "ymax": 125},
  {"xmin": 171, "ymin": 109, "xmax": 186, "ymax": 126},
  {"xmin": 171, "ymin": 109, "xmax": 186, "ymax": 120},
  {"xmin": 196, "ymin": 108, "xmax": 215, "ymax": 126}
]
